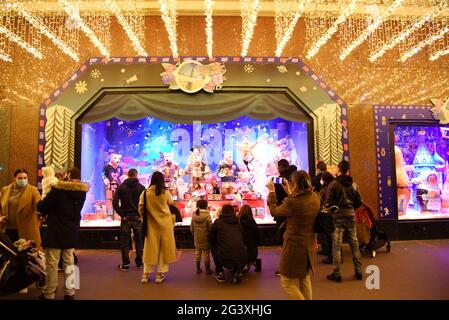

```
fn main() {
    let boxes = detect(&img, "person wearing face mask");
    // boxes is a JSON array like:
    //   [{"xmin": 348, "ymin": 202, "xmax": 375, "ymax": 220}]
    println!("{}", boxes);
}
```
[
  {"xmin": 267, "ymin": 171, "xmax": 321, "ymax": 300},
  {"xmin": 0, "ymin": 168, "xmax": 42, "ymax": 247}
]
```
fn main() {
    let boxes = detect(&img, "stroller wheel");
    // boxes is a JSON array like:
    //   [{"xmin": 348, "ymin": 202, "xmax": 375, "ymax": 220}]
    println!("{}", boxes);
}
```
[
  {"xmin": 370, "ymin": 250, "xmax": 376, "ymax": 258},
  {"xmin": 36, "ymin": 276, "xmax": 46, "ymax": 289}
]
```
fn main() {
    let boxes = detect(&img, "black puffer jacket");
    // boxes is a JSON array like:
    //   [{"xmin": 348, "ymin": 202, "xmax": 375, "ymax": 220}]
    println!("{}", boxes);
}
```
[
  {"xmin": 208, "ymin": 211, "xmax": 247, "ymax": 269},
  {"xmin": 112, "ymin": 178, "xmax": 145, "ymax": 217},
  {"xmin": 37, "ymin": 180, "xmax": 89, "ymax": 249},
  {"xmin": 240, "ymin": 216, "xmax": 260, "ymax": 263},
  {"xmin": 325, "ymin": 175, "xmax": 362, "ymax": 217}
]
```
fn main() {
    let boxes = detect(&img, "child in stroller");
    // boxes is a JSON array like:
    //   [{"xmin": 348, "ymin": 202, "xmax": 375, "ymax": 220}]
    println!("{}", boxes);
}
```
[
  {"xmin": 355, "ymin": 203, "xmax": 391, "ymax": 258},
  {"xmin": 0, "ymin": 232, "xmax": 46, "ymax": 295}
]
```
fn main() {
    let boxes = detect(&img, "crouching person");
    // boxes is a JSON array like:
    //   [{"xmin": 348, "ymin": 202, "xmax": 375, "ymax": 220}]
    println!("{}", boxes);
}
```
[
  {"xmin": 37, "ymin": 167, "xmax": 89, "ymax": 300},
  {"xmin": 208, "ymin": 204, "xmax": 247, "ymax": 284}
]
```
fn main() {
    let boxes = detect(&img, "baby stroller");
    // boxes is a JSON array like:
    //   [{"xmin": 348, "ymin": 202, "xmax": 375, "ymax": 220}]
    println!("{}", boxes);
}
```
[
  {"xmin": 0, "ymin": 233, "xmax": 46, "ymax": 295},
  {"xmin": 355, "ymin": 203, "xmax": 391, "ymax": 258}
]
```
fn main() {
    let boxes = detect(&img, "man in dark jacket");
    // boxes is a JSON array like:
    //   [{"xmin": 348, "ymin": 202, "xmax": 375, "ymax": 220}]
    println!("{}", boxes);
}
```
[
  {"xmin": 311, "ymin": 160, "xmax": 327, "ymax": 192},
  {"xmin": 325, "ymin": 160, "xmax": 363, "ymax": 283},
  {"xmin": 112, "ymin": 168, "xmax": 145, "ymax": 271},
  {"xmin": 208, "ymin": 204, "xmax": 247, "ymax": 284},
  {"xmin": 37, "ymin": 167, "xmax": 89, "ymax": 300}
]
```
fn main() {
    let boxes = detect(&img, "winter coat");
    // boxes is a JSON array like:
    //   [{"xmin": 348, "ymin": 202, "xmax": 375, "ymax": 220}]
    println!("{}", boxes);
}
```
[
  {"xmin": 37, "ymin": 180, "xmax": 89, "ymax": 249},
  {"xmin": 112, "ymin": 178, "xmax": 145, "ymax": 217},
  {"xmin": 190, "ymin": 209, "xmax": 212, "ymax": 250},
  {"xmin": 325, "ymin": 175, "xmax": 362, "ymax": 217},
  {"xmin": 0, "ymin": 184, "xmax": 41, "ymax": 248},
  {"xmin": 240, "ymin": 216, "xmax": 260, "ymax": 263},
  {"xmin": 312, "ymin": 173, "xmax": 323, "ymax": 192},
  {"xmin": 208, "ymin": 210, "xmax": 247, "ymax": 270},
  {"xmin": 267, "ymin": 190, "xmax": 320, "ymax": 279},
  {"xmin": 138, "ymin": 186, "xmax": 177, "ymax": 266}
]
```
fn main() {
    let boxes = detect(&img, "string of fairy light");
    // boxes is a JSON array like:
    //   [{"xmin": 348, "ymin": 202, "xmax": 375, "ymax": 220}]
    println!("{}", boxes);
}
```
[
  {"xmin": 159, "ymin": 0, "xmax": 178, "ymax": 58},
  {"xmin": 275, "ymin": 0, "xmax": 308, "ymax": 57},
  {"xmin": 240, "ymin": 0, "xmax": 260, "ymax": 57},
  {"xmin": 204, "ymin": 0, "xmax": 214, "ymax": 58}
]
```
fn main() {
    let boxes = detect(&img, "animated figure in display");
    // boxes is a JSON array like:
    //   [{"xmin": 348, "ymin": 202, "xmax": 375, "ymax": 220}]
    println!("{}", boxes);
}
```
[
  {"xmin": 395, "ymin": 134, "xmax": 411, "ymax": 216},
  {"xmin": 182, "ymin": 146, "xmax": 211, "ymax": 197},
  {"xmin": 157, "ymin": 152, "xmax": 180, "ymax": 195},
  {"xmin": 103, "ymin": 153, "xmax": 123, "ymax": 218},
  {"xmin": 217, "ymin": 150, "xmax": 240, "ymax": 195}
]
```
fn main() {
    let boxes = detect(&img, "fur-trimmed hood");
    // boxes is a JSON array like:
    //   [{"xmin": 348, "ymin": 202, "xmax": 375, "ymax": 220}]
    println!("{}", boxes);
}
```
[{"xmin": 53, "ymin": 180, "xmax": 90, "ymax": 192}]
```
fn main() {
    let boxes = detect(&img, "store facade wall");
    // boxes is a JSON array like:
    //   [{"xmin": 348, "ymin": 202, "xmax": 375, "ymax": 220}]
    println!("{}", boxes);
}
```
[{"xmin": 3, "ymin": 16, "xmax": 448, "ymax": 216}]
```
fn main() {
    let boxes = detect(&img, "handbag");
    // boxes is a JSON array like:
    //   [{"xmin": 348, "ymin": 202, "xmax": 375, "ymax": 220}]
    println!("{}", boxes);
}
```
[
  {"xmin": 141, "ymin": 189, "xmax": 148, "ymax": 243},
  {"xmin": 314, "ymin": 206, "xmax": 336, "ymax": 234}
]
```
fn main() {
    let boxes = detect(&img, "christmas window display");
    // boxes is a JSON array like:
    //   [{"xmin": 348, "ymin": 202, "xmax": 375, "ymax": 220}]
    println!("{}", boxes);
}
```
[
  {"xmin": 393, "ymin": 124, "xmax": 449, "ymax": 220},
  {"xmin": 80, "ymin": 115, "xmax": 310, "ymax": 227}
]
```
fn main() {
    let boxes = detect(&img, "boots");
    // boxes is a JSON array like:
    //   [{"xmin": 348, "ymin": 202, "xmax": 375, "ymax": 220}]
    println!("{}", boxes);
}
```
[
  {"xmin": 196, "ymin": 261, "xmax": 202, "ymax": 274},
  {"xmin": 205, "ymin": 260, "xmax": 213, "ymax": 275}
]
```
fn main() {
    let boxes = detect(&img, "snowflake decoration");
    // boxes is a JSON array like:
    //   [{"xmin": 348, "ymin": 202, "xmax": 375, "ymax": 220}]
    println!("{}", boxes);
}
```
[
  {"xmin": 91, "ymin": 69, "xmax": 101, "ymax": 79},
  {"xmin": 244, "ymin": 64, "xmax": 254, "ymax": 73},
  {"xmin": 75, "ymin": 81, "xmax": 88, "ymax": 94}
]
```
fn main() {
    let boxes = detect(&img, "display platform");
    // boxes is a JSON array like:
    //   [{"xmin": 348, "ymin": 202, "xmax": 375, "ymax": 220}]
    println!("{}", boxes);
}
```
[{"xmin": 81, "ymin": 198, "xmax": 272, "ymax": 227}]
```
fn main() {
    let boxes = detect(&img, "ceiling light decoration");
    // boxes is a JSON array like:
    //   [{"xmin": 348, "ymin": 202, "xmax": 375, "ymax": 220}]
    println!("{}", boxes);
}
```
[
  {"xmin": 306, "ymin": 0, "xmax": 358, "ymax": 60},
  {"xmin": 0, "ymin": 25, "xmax": 42, "ymax": 59},
  {"xmin": 339, "ymin": 0, "xmax": 404, "ymax": 61},
  {"xmin": 0, "ymin": 33, "xmax": 12, "ymax": 62},
  {"xmin": 400, "ymin": 23, "xmax": 449, "ymax": 62},
  {"xmin": 106, "ymin": 0, "xmax": 147, "ymax": 56},
  {"xmin": 4, "ymin": 87, "xmax": 35, "ymax": 104},
  {"xmin": 240, "ymin": 0, "xmax": 260, "ymax": 57},
  {"xmin": 429, "ymin": 45, "xmax": 449, "ymax": 61},
  {"xmin": 58, "ymin": 0, "xmax": 110, "ymax": 58},
  {"xmin": 204, "ymin": 0, "xmax": 214, "ymax": 58},
  {"xmin": 159, "ymin": 0, "xmax": 178, "ymax": 58},
  {"xmin": 275, "ymin": 0, "xmax": 308, "ymax": 57},
  {"xmin": 12, "ymin": 1, "xmax": 79, "ymax": 61},
  {"xmin": 369, "ymin": 3, "xmax": 448, "ymax": 62},
  {"xmin": 0, "ymin": 49, "xmax": 12, "ymax": 62}
]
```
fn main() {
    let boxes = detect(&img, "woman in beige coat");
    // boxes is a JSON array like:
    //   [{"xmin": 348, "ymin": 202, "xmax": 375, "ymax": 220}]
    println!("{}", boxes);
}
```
[
  {"xmin": 0, "ymin": 169, "xmax": 41, "ymax": 248},
  {"xmin": 267, "ymin": 170, "xmax": 320, "ymax": 300},
  {"xmin": 138, "ymin": 171, "xmax": 177, "ymax": 284}
]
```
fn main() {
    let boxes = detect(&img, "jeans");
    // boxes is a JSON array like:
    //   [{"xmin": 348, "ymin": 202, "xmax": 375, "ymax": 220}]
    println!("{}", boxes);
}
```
[
  {"xmin": 332, "ymin": 216, "xmax": 362, "ymax": 276},
  {"xmin": 120, "ymin": 216, "xmax": 143, "ymax": 266},
  {"xmin": 280, "ymin": 272, "xmax": 312, "ymax": 300},
  {"xmin": 42, "ymin": 248, "xmax": 75, "ymax": 299}
]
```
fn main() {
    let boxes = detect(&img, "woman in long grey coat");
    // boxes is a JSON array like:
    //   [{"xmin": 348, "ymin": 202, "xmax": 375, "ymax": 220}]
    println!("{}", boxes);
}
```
[
  {"xmin": 139, "ymin": 171, "xmax": 177, "ymax": 284},
  {"xmin": 267, "ymin": 170, "xmax": 320, "ymax": 300}
]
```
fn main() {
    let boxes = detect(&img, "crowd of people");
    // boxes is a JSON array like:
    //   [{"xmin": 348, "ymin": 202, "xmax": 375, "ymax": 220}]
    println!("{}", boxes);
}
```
[{"xmin": 0, "ymin": 157, "xmax": 365, "ymax": 300}]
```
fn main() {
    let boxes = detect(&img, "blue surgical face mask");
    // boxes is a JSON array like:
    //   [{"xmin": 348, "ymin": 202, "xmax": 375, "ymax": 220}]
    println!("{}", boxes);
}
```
[{"xmin": 16, "ymin": 179, "xmax": 28, "ymax": 188}]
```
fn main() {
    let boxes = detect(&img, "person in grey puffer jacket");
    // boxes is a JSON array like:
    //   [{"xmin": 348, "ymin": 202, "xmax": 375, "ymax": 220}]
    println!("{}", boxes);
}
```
[
  {"xmin": 190, "ymin": 200, "xmax": 212, "ymax": 274},
  {"xmin": 325, "ymin": 160, "xmax": 362, "ymax": 283}
]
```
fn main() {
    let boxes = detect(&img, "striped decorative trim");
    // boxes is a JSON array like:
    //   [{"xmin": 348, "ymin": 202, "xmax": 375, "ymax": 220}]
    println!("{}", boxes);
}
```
[
  {"xmin": 373, "ymin": 105, "xmax": 434, "ymax": 220},
  {"xmin": 37, "ymin": 56, "xmax": 350, "ymax": 183}
]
